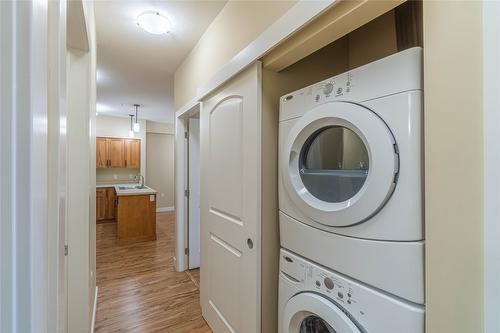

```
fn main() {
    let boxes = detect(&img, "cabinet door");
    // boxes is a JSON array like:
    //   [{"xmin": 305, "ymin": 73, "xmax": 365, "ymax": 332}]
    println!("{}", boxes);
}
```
[
  {"xmin": 124, "ymin": 139, "xmax": 141, "ymax": 168},
  {"xmin": 105, "ymin": 188, "xmax": 116, "ymax": 219},
  {"xmin": 96, "ymin": 137, "xmax": 108, "ymax": 168},
  {"xmin": 108, "ymin": 138, "xmax": 125, "ymax": 168},
  {"xmin": 96, "ymin": 189, "xmax": 107, "ymax": 221}
]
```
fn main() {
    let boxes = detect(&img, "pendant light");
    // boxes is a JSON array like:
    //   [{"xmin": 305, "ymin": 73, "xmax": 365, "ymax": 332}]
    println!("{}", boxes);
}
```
[
  {"xmin": 133, "ymin": 104, "xmax": 140, "ymax": 133},
  {"xmin": 129, "ymin": 114, "xmax": 135, "ymax": 137}
]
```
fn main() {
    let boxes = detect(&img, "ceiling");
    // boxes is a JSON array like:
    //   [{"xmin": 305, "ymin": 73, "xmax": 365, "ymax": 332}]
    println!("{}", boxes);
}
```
[{"xmin": 95, "ymin": 1, "xmax": 226, "ymax": 123}]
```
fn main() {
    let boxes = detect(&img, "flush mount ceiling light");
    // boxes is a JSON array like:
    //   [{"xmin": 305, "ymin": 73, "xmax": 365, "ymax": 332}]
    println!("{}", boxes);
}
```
[{"xmin": 137, "ymin": 11, "xmax": 171, "ymax": 35}]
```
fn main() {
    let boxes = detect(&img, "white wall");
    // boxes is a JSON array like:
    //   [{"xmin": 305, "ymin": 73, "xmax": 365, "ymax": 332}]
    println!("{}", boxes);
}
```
[{"xmin": 96, "ymin": 114, "xmax": 147, "ymax": 180}]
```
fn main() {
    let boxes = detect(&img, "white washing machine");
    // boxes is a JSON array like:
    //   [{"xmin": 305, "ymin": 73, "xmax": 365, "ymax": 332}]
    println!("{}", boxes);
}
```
[
  {"xmin": 279, "ymin": 249, "xmax": 424, "ymax": 333},
  {"xmin": 278, "ymin": 47, "xmax": 424, "ymax": 304}
]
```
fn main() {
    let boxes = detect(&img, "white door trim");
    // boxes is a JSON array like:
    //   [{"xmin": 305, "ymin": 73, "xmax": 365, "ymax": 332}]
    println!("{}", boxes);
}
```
[
  {"xmin": 483, "ymin": 2, "xmax": 500, "ymax": 332},
  {"xmin": 188, "ymin": 118, "xmax": 201, "ymax": 269},
  {"xmin": 0, "ymin": 1, "xmax": 50, "ymax": 331},
  {"xmin": 47, "ymin": 1, "xmax": 68, "ymax": 332},
  {"xmin": 174, "ymin": 116, "xmax": 189, "ymax": 271}
]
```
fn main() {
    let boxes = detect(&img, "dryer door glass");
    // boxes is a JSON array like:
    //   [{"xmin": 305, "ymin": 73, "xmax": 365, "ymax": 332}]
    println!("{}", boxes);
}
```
[
  {"xmin": 299, "ymin": 315, "xmax": 336, "ymax": 333},
  {"xmin": 299, "ymin": 126, "xmax": 369, "ymax": 203}
]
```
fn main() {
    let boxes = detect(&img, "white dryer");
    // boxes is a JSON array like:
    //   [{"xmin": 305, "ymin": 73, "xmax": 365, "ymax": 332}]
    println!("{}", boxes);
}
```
[
  {"xmin": 278, "ymin": 48, "xmax": 424, "ymax": 304},
  {"xmin": 278, "ymin": 249, "xmax": 424, "ymax": 333}
]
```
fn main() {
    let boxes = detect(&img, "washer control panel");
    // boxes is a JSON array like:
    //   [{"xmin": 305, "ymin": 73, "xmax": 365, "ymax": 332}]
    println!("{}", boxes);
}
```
[
  {"xmin": 280, "ymin": 248, "xmax": 425, "ymax": 331},
  {"xmin": 281, "ymin": 249, "xmax": 361, "ymax": 311}
]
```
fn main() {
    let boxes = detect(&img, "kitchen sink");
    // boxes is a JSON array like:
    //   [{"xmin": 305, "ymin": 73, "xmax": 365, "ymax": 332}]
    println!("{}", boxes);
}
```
[{"xmin": 118, "ymin": 185, "xmax": 147, "ymax": 190}]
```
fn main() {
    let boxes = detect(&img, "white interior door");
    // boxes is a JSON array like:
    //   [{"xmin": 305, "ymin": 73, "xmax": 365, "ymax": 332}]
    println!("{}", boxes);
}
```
[
  {"xmin": 200, "ymin": 63, "xmax": 261, "ymax": 333},
  {"xmin": 188, "ymin": 118, "xmax": 201, "ymax": 269}
]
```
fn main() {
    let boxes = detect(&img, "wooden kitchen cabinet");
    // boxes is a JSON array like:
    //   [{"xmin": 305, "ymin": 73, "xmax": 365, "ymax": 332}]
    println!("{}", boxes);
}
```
[
  {"xmin": 96, "ymin": 187, "xmax": 117, "ymax": 222},
  {"xmin": 96, "ymin": 188, "xmax": 107, "ymax": 221},
  {"xmin": 117, "ymin": 193, "xmax": 156, "ymax": 243},
  {"xmin": 96, "ymin": 138, "xmax": 108, "ymax": 168},
  {"xmin": 96, "ymin": 137, "xmax": 140, "ymax": 169},
  {"xmin": 105, "ymin": 187, "xmax": 116, "ymax": 220},
  {"xmin": 124, "ymin": 139, "xmax": 141, "ymax": 168},
  {"xmin": 107, "ymin": 138, "xmax": 125, "ymax": 168}
]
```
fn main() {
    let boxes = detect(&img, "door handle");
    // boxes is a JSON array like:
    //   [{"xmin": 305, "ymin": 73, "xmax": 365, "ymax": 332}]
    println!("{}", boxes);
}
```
[{"xmin": 247, "ymin": 238, "xmax": 253, "ymax": 249}]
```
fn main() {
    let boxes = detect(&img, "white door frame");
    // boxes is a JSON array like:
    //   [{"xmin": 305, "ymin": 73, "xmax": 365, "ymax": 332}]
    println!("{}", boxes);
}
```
[
  {"xmin": 188, "ymin": 118, "xmax": 201, "ymax": 269},
  {"xmin": 0, "ymin": 1, "xmax": 53, "ymax": 331},
  {"xmin": 175, "ymin": 103, "xmax": 201, "ymax": 272},
  {"xmin": 483, "ymin": 2, "xmax": 500, "ymax": 332},
  {"xmin": 47, "ymin": 0, "xmax": 68, "ymax": 331},
  {"xmin": 66, "ymin": 0, "xmax": 97, "ymax": 331}
]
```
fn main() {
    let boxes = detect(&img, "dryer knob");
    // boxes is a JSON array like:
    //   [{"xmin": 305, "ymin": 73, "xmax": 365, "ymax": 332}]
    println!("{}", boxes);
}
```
[
  {"xmin": 323, "ymin": 83, "xmax": 334, "ymax": 95},
  {"xmin": 324, "ymin": 277, "xmax": 334, "ymax": 290}
]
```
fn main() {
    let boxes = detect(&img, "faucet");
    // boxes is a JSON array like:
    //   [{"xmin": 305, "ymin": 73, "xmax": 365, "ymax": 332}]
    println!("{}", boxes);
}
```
[{"xmin": 135, "ymin": 174, "xmax": 145, "ymax": 188}]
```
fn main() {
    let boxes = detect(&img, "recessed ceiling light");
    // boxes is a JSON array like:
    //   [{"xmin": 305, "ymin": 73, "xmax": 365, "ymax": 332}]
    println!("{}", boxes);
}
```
[{"xmin": 137, "ymin": 11, "xmax": 171, "ymax": 35}]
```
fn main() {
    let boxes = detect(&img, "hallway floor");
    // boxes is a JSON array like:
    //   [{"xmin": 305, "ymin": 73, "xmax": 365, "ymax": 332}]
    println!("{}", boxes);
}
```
[{"xmin": 95, "ymin": 212, "xmax": 210, "ymax": 332}]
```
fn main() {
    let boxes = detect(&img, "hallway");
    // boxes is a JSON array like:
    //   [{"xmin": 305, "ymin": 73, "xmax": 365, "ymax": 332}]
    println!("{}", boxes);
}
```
[{"xmin": 95, "ymin": 212, "xmax": 210, "ymax": 332}]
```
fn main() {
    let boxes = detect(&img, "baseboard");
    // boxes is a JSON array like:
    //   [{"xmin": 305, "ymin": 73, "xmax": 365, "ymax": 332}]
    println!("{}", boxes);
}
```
[
  {"xmin": 91, "ymin": 286, "xmax": 98, "ymax": 333},
  {"xmin": 156, "ymin": 206, "xmax": 175, "ymax": 213}
]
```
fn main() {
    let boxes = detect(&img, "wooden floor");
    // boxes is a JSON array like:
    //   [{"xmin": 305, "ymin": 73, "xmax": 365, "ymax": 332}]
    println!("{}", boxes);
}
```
[{"xmin": 95, "ymin": 212, "xmax": 210, "ymax": 332}]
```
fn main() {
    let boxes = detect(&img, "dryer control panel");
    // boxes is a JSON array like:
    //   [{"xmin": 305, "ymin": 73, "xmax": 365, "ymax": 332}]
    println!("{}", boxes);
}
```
[
  {"xmin": 279, "ymin": 47, "xmax": 422, "ymax": 122},
  {"xmin": 311, "ymin": 71, "xmax": 355, "ymax": 105},
  {"xmin": 279, "ymin": 248, "xmax": 425, "ymax": 332}
]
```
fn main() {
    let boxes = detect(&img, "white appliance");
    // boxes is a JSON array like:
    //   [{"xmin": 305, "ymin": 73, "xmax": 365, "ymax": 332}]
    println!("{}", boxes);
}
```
[
  {"xmin": 278, "ymin": 47, "xmax": 424, "ymax": 303},
  {"xmin": 279, "ymin": 249, "xmax": 424, "ymax": 333}
]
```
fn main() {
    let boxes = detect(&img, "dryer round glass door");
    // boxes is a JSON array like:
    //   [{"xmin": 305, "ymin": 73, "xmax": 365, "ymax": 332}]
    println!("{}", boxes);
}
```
[
  {"xmin": 283, "ymin": 293, "xmax": 362, "ymax": 333},
  {"xmin": 282, "ymin": 101, "xmax": 398, "ymax": 227},
  {"xmin": 300, "ymin": 126, "xmax": 369, "ymax": 203}
]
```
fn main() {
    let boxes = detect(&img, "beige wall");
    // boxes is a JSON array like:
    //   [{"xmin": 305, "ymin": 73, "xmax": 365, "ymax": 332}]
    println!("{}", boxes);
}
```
[
  {"xmin": 146, "ymin": 120, "xmax": 174, "ymax": 134},
  {"xmin": 423, "ymin": 2, "xmax": 484, "ymax": 332},
  {"xmin": 146, "ymin": 132, "xmax": 175, "ymax": 209},
  {"xmin": 174, "ymin": 0, "xmax": 296, "ymax": 109},
  {"xmin": 96, "ymin": 114, "xmax": 146, "ymax": 182}
]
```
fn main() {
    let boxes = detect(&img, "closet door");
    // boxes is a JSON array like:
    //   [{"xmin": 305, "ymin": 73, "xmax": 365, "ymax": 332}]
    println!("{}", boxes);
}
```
[{"xmin": 200, "ymin": 63, "xmax": 261, "ymax": 333}]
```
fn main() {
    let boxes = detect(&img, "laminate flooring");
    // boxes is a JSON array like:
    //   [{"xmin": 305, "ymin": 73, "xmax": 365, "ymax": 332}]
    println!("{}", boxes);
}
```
[{"xmin": 95, "ymin": 212, "xmax": 210, "ymax": 333}]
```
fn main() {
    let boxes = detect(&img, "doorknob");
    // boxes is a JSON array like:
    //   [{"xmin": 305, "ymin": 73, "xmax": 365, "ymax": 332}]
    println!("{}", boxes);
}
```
[{"xmin": 247, "ymin": 238, "xmax": 253, "ymax": 249}]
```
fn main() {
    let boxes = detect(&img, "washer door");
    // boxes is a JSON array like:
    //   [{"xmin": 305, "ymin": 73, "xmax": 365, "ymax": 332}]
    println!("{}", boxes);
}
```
[
  {"xmin": 284, "ymin": 293, "xmax": 361, "ymax": 333},
  {"xmin": 282, "ymin": 101, "xmax": 398, "ymax": 227}
]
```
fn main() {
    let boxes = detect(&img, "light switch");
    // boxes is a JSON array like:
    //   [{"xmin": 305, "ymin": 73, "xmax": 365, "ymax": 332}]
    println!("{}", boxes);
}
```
[{"xmin": 150, "ymin": 195, "xmax": 155, "ymax": 202}]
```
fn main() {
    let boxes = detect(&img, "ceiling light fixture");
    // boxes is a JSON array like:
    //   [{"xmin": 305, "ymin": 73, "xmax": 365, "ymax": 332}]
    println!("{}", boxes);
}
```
[
  {"xmin": 137, "ymin": 11, "xmax": 171, "ymax": 35},
  {"xmin": 133, "ymin": 104, "xmax": 141, "ymax": 133},
  {"xmin": 129, "ymin": 114, "xmax": 135, "ymax": 138}
]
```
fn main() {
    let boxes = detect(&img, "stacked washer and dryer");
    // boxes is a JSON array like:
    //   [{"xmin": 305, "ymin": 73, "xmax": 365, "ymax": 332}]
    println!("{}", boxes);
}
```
[{"xmin": 278, "ymin": 47, "xmax": 425, "ymax": 333}]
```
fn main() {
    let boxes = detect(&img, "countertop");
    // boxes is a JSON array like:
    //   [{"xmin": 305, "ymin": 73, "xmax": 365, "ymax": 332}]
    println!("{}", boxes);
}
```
[{"xmin": 96, "ymin": 183, "xmax": 157, "ymax": 196}]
